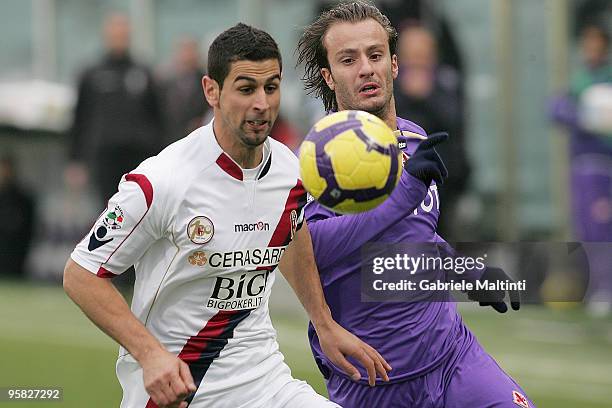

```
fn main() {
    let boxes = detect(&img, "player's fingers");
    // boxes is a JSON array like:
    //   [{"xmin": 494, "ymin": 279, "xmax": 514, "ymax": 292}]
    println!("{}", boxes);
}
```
[
  {"xmin": 368, "ymin": 350, "xmax": 389, "ymax": 383},
  {"xmin": 333, "ymin": 353, "xmax": 361, "ymax": 381},
  {"xmin": 509, "ymin": 288, "xmax": 521, "ymax": 310},
  {"xmin": 151, "ymin": 387, "xmax": 171, "ymax": 407},
  {"xmin": 169, "ymin": 371, "xmax": 189, "ymax": 401},
  {"xmin": 179, "ymin": 361, "xmax": 197, "ymax": 392},
  {"xmin": 430, "ymin": 169, "xmax": 444, "ymax": 185},
  {"xmin": 160, "ymin": 380, "xmax": 177, "ymax": 407},
  {"xmin": 491, "ymin": 301, "xmax": 508, "ymax": 313},
  {"xmin": 364, "ymin": 343, "xmax": 392, "ymax": 373},
  {"xmin": 365, "ymin": 343, "xmax": 391, "ymax": 374},
  {"xmin": 361, "ymin": 344, "xmax": 387, "ymax": 381},
  {"xmin": 146, "ymin": 380, "xmax": 171, "ymax": 407},
  {"xmin": 418, "ymin": 133, "xmax": 448, "ymax": 150},
  {"xmin": 350, "ymin": 348, "xmax": 376, "ymax": 386}
]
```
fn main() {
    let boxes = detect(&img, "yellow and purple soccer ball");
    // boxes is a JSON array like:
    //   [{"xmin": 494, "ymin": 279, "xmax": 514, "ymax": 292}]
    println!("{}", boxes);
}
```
[{"xmin": 299, "ymin": 110, "xmax": 403, "ymax": 214}]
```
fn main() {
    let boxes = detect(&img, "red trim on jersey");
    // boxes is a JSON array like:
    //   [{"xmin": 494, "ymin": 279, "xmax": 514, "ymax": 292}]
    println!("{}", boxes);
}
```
[
  {"xmin": 144, "ymin": 399, "xmax": 158, "ymax": 408},
  {"xmin": 216, "ymin": 153, "xmax": 243, "ymax": 181},
  {"xmin": 96, "ymin": 266, "xmax": 116, "ymax": 278},
  {"xmin": 125, "ymin": 173, "xmax": 153, "ymax": 208},
  {"xmin": 143, "ymin": 310, "xmax": 251, "ymax": 407},
  {"xmin": 178, "ymin": 310, "xmax": 238, "ymax": 363},
  {"xmin": 268, "ymin": 180, "xmax": 306, "ymax": 247}
]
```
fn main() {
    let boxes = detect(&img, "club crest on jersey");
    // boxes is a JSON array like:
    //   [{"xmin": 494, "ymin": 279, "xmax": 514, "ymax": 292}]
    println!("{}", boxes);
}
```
[
  {"xmin": 290, "ymin": 210, "xmax": 298, "ymax": 239},
  {"xmin": 512, "ymin": 390, "xmax": 529, "ymax": 408},
  {"xmin": 187, "ymin": 216, "xmax": 214, "ymax": 244},
  {"xmin": 102, "ymin": 205, "xmax": 125, "ymax": 230},
  {"xmin": 188, "ymin": 251, "xmax": 207, "ymax": 267}
]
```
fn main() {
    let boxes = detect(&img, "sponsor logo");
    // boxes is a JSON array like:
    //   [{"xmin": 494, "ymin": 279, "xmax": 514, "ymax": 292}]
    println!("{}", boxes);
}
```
[
  {"xmin": 187, "ymin": 216, "xmax": 214, "ymax": 244},
  {"xmin": 102, "ymin": 205, "xmax": 124, "ymax": 230},
  {"xmin": 290, "ymin": 210, "xmax": 298, "ymax": 239},
  {"xmin": 234, "ymin": 221, "xmax": 270, "ymax": 233},
  {"xmin": 205, "ymin": 246, "xmax": 286, "ymax": 269},
  {"xmin": 512, "ymin": 391, "xmax": 529, "ymax": 408},
  {"xmin": 306, "ymin": 193, "xmax": 315, "ymax": 204},
  {"xmin": 398, "ymin": 141, "xmax": 407, "ymax": 149},
  {"xmin": 207, "ymin": 270, "xmax": 272, "ymax": 310},
  {"xmin": 188, "ymin": 251, "xmax": 207, "ymax": 267},
  {"xmin": 88, "ymin": 226, "xmax": 112, "ymax": 251}
]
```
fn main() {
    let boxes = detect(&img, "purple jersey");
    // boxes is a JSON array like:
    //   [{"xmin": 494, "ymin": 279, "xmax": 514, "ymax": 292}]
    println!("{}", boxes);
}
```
[{"xmin": 306, "ymin": 117, "xmax": 467, "ymax": 383}]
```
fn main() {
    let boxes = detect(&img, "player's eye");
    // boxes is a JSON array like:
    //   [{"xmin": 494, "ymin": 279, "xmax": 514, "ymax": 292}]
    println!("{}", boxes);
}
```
[
  {"xmin": 265, "ymin": 84, "xmax": 278, "ymax": 94},
  {"xmin": 341, "ymin": 58, "xmax": 354, "ymax": 65},
  {"xmin": 370, "ymin": 53, "xmax": 382, "ymax": 61},
  {"xmin": 239, "ymin": 87, "xmax": 254, "ymax": 94}
]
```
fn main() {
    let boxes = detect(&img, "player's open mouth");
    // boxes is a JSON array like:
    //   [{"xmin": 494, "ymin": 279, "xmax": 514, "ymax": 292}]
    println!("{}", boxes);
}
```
[
  {"xmin": 246, "ymin": 120, "xmax": 268, "ymax": 130},
  {"xmin": 359, "ymin": 83, "xmax": 380, "ymax": 95}
]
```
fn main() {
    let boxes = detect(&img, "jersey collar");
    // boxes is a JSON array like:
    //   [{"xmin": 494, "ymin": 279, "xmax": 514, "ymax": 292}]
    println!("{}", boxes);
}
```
[{"xmin": 212, "ymin": 128, "xmax": 273, "ymax": 181}]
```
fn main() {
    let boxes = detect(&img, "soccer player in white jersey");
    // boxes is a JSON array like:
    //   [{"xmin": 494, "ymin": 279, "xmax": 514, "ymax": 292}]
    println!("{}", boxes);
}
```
[{"xmin": 63, "ymin": 23, "xmax": 390, "ymax": 408}]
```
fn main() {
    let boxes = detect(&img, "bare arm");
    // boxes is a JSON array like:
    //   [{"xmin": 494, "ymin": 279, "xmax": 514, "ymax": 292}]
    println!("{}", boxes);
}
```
[
  {"xmin": 63, "ymin": 259, "xmax": 195, "ymax": 407},
  {"xmin": 279, "ymin": 223, "xmax": 391, "ymax": 386}
]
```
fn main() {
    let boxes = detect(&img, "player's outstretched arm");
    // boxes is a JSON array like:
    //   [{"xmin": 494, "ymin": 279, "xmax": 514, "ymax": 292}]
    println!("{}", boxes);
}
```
[
  {"xmin": 307, "ymin": 134, "xmax": 448, "ymax": 271},
  {"xmin": 279, "ymin": 223, "xmax": 391, "ymax": 386},
  {"xmin": 63, "ymin": 260, "xmax": 196, "ymax": 407},
  {"xmin": 433, "ymin": 234, "xmax": 521, "ymax": 313}
]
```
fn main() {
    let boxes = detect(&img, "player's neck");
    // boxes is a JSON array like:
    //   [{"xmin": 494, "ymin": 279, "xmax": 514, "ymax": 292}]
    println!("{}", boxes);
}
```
[
  {"xmin": 381, "ymin": 96, "xmax": 398, "ymax": 130},
  {"xmin": 344, "ymin": 98, "xmax": 397, "ymax": 130},
  {"xmin": 368, "ymin": 105, "xmax": 397, "ymax": 131},
  {"xmin": 230, "ymin": 146, "xmax": 263, "ymax": 169},
  {"xmin": 213, "ymin": 121, "xmax": 263, "ymax": 169}
]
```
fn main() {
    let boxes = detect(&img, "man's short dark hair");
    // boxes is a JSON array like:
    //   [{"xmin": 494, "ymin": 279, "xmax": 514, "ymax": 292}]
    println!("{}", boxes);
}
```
[
  {"xmin": 208, "ymin": 23, "xmax": 282, "ymax": 88},
  {"xmin": 296, "ymin": 1, "xmax": 398, "ymax": 112}
]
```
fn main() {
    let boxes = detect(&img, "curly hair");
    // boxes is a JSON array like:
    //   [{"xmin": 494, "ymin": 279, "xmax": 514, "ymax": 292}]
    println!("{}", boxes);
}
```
[
  {"xmin": 208, "ymin": 23, "xmax": 282, "ymax": 89},
  {"xmin": 296, "ymin": 1, "xmax": 397, "ymax": 112}
]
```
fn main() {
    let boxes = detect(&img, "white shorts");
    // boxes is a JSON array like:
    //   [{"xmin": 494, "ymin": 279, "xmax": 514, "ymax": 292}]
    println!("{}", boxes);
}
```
[{"xmin": 116, "ymin": 352, "xmax": 340, "ymax": 408}]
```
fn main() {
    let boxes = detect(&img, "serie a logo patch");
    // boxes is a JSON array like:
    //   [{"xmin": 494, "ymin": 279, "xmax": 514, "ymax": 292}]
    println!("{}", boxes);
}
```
[{"xmin": 103, "ymin": 205, "xmax": 125, "ymax": 230}]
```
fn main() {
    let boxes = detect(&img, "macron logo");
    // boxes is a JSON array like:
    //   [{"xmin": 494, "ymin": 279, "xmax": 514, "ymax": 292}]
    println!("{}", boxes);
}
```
[{"xmin": 234, "ymin": 221, "xmax": 270, "ymax": 233}]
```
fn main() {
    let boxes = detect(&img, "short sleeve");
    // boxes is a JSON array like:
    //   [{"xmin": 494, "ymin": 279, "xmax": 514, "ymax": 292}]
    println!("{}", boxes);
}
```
[{"xmin": 70, "ymin": 173, "xmax": 159, "ymax": 278}]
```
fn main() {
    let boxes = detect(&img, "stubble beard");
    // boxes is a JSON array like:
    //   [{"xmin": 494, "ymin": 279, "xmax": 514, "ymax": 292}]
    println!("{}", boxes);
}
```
[
  {"xmin": 238, "ymin": 122, "xmax": 270, "ymax": 148},
  {"xmin": 336, "ymin": 86, "xmax": 392, "ymax": 122}
]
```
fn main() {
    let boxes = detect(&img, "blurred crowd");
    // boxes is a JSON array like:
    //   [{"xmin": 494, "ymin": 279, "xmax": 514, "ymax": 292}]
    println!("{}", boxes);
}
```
[{"xmin": 1, "ymin": 2, "xmax": 610, "ymax": 313}]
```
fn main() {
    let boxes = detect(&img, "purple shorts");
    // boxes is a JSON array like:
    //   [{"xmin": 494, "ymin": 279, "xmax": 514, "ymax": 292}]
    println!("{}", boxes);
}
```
[{"xmin": 326, "ymin": 337, "xmax": 535, "ymax": 408}]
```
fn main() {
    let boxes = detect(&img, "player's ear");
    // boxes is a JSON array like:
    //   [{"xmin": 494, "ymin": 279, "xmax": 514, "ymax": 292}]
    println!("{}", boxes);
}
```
[
  {"xmin": 202, "ymin": 75, "xmax": 220, "ymax": 108},
  {"xmin": 391, "ymin": 54, "xmax": 399, "ymax": 80},
  {"xmin": 321, "ymin": 68, "xmax": 335, "ymax": 91}
]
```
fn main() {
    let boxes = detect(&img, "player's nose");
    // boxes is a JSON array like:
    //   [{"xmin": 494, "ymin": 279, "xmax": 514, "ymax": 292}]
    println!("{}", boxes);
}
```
[
  {"xmin": 357, "ymin": 55, "xmax": 374, "ymax": 78},
  {"xmin": 252, "ymin": 88, "xmax": 270, "ymax": 111}
]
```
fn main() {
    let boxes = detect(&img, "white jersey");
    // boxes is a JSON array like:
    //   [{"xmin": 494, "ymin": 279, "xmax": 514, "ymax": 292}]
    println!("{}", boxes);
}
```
[{"xmin": 70, "ymin": 121, "xmax": 325, "ymax": 407}]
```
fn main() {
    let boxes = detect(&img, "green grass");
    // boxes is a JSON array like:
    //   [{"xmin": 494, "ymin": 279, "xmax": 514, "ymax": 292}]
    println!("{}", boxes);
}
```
[{"xmin": 0, "ymin": 281, "xmax": 611, "ymax": 407}]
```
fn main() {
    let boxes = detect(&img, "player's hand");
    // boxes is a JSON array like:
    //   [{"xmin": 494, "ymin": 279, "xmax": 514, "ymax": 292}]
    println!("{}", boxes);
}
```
[
  {"xmin": 140, "ymin": 348, "xmax": 197, "ymax": 408},
  {"xmin": 404, "ymin": 132, "xmax": 449, "ymax": 187},
  {"xmin": 316, "ymin": 320, "xmax": 391, "ymax": 386},
  {"xmin": 466, "ymin": 267, "xmax": 521, "ymax": 313}
]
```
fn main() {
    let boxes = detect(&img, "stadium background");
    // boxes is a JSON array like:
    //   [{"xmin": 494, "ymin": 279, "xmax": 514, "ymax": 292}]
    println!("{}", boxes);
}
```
[{"xmin": 0, "ymin": 1, "xmax": 611, "ymax": 407}]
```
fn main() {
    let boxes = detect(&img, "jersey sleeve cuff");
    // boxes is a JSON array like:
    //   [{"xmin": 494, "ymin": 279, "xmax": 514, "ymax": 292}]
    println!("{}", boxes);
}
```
[{"xmin": 70, "ymin": 252, "xmax": 117, "ymax": 278}]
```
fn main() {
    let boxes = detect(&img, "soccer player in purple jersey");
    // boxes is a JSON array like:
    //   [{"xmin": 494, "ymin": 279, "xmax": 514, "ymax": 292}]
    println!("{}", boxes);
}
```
[{"xmin": 296, "ymin": 2, "xmax": 534, "ymax": 407}]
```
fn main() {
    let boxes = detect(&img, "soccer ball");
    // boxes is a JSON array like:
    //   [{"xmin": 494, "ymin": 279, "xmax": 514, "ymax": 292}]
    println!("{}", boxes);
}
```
[{"xmin": 299, "ymin": 110, "xmax": 402, "ymax": 214}]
